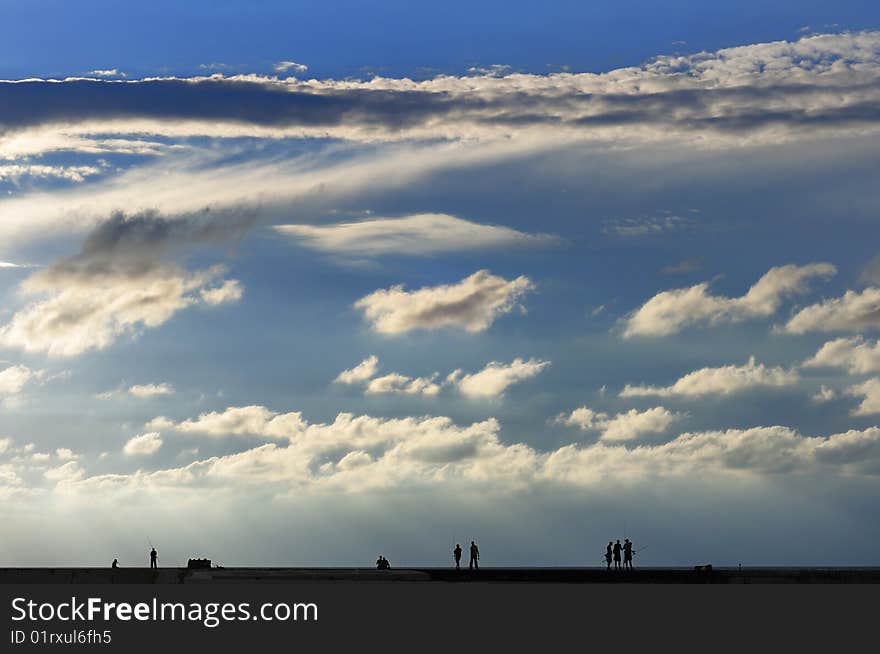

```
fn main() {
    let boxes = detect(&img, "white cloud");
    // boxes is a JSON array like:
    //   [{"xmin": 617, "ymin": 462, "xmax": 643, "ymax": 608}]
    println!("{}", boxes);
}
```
[
  {"xmin": 123, "ymin": 432, "xmax": 163, "ymax": 456},
  {"xmin": 55, "ymin": 448, "xmax": 78, "ymax": 461},
  {"xmin": 4, "ymin": 34, "xmax": 877, "ymax": 251},
  {"xmin": 128, "ymin": 383, "xmax": 175, "ymax": 398},
  {"xmin": 2, "ymin": 31, "xmax": 879, "ymax": 159},
  {"xmin": 334, "ymin": 356, "xmax": 380, "ymax": 385},
  {"xmin": 603, "ymin": 214, "xmax": 690, "ymax": 237},
  {"xmin": 846, "ymin": 378, "xmax": 880, "ymax": 415},
  {"xmin": 200, "ymin": 279, "xmax": 244, "ymax": 305},
  {"xmin": 44, "ymin": 461, "xmax": 84, "ymax": 482},
  {"xmin": 623, "ymin": 263, "xmax": 835, "ymax": 337},
  {"xmin": 334, "ymin": 356, "xmax": 549, "ymax": 398},
  {"xmin": 86, "ymin": 69, "xmax": 125, "ymax": 78},
  {"xmin": 366, "ymin": 373, "xmax": 443, "ymax": 397},
  {"xmin": 804, "ymin": 336, "xmax": 880, "ymax": 374},
  {"xmin": 0, "ymin": 164, "xmax": 104, "ymax": 183},
  {"xmin": 153, "ymin": 406, "xmax": 305, "ymax": 439},
  {"xmin": 0, "ymin": 264, "xmax": 240, "ymax": 357},
  {"xmin": 0, "ymin": 365, "xmax": 39, "ymax": 395},
  {"xmin": 355, "ymin": 270, "xmax": 534, "ymax": 335},
  {"xmin": 555, "ymin": 406, "xmax": 683, "ymax": 442},
  {"xmin": 63, "ymin": 407, "xmax": 880, "ymax": 499},
  {"xmin": 452, "ymin": 358, "xmax": 550, "ymax": 399},
  {"xmin": 784, "ymin": 288, "xmax": 880, "ymax": 334},
  {"xmin": 620, "ymin": 357, "xmax": 799, "ymax": 398},
  {"xmin": 273, "ymin": 61, "xmax": 308, "ymax": 74},
  {"xmin": 275, "ymin": 213, "xmax": 555, "ymax": 257},
  {"xmin": 812, "ymin": 385, "xmax": 837, "ymax": 403}
]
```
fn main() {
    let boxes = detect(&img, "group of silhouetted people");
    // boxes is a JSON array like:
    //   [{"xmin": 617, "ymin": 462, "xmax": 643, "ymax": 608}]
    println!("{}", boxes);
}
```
[
  {"xmin": 605, "ymin": 539, "xmax": 634, "ymax": 571},
  {"xmin": 453, "ymin": 541, "xmax": 480, "ymax": 570},
  {"xmin": 112, "ymin": 539, "xmax": 641, "ymax": 572},
  {"xmin": 108, "ymin": 547, "xmax": 159, "ymax": 570}
]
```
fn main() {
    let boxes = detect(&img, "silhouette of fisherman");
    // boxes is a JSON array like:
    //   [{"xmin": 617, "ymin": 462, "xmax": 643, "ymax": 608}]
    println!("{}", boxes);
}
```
[
  {"xmin": 149, "ymin": 547, "xmax": 158, "ymax": 569},
  {"xmin": 469, "ymin": 541, "xmax": 480, "ymax": 570},
  {"xmin": 623, "ymin": 539, "xmax": 634, "ymax": 570},
  {"xmin": 613, "ymin": 540, "xmax": 622, "ymax": 570},
  {"xmin": 454, "ymin": 543, "xmax": 463, "ymax": 570},
  {"xmin": 112, "ymin": 558, "xmax": 118, "ymax": 569},
  {"xmin": 604, "ymin": 542, "xmax": 613, "ymax": 570}
]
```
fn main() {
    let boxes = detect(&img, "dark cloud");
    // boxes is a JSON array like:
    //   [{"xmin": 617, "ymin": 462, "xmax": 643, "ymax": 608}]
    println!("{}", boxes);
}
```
[{"xmin": 39, "ymin": 208, "xmax": 256, "ymax": 283}]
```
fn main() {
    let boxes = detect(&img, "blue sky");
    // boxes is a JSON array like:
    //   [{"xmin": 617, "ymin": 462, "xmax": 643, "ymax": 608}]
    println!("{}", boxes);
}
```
[{"xmin": 1, "ymin": 2, "xmax": 880, "ymax": 567}]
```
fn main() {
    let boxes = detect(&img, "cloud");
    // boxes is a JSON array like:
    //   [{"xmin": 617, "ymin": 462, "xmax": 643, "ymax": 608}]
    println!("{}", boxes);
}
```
[
  {"xmin": 151, "ymin": 406, "xmax": 305, "ymax": 439},
  {"xmin": 623, "ymin": 263, "xmax": 836, "ymax": 337},
  {"xmin": 3, "ymin": 32, "xmax": 880, "ymax": 153},
  {"xmin": 128, "ymin": 383, "xmax": 175, "ymax": 398},
  {"xmin": 555, "ymin": 406, "xmax": 683, "ymax": 442},
  {"xmin": 661, "ymin": 258, "xmax": 702, "ymax": 275},
  {"xmin": 273, "ymin": 61, "xmax": 308, "ymax": 74},
  {"xmin": 812, "ymin": 385, "xmax": 837, "ymax": 403},
  {"xmin": 123, "ymin": 432, "xmax": 163, "ymax": 456},
  {"xmin": 55, "ymin": 448, "xmax": 78, "ymax": 461},
  {"xmin": 334, "ymin": 355, "xmax": 380, "ymax": 385},
  {"xmin": 603, "ymin": 214, "xmax": 691, "ymax": 237},
  {"xmin": 620, "ymin": 357, "xmax": 799, "ymax": 398},
  {"xmin": 200, "ymin": 279, "xmax": 244, "ymax": 305},
  {"xmin": 804, "ymin": 336, "xmax": 880, "ymax": 374},
  {"xmin": 86, "ymin": 69, "xmax": 125, "ymax": 78},
  {"xmin": 44, "ymin": 461, "xmax": 84, "ymax": 482},
  {"xmin": 0, "ymin": 163, "xmax": 104, "ymax": 184},
  {"xmin": 274, "ymin": 213, "xmax": 556, "ymax": 257},
  {"xmin": 334, "ymin": 356, "xmax": 549, "ymax": 398},
  {"xmin": 784, "ymin": 288, "xmax": 880, "ymax": 334},
  {"xmin": 355, "ymin": 270, "xmax": 534, "ymax": 335},
  {"xmin": 0, "ymin": 365, "xmax": 40, "ymax": 395},
  {"xmin": 0, "ymin": 211, "xmax": 246, "ymax": 357},
  {"xmin": 451, "ymin": 358, "xmax": 550, "ymax": 399},
  {"xmin": 846, "ymin": 379, "xmax": 880, "ymax": 415},
  {"xmin": 65, "ymin": 406, "xmax": 880, "ymax": 499},
  {"xmin": 366, "ymin": 373, "xmax": 443, "ymax": 397}
]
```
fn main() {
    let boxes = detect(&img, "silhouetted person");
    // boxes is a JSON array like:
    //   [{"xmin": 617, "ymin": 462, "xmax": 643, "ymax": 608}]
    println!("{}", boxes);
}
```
[
  {"xmin": 469, "ymin": 541, "xmax": 480, "ymax": 570},
  {"xmin": 454, "ymin": 544, "xmax": 462, "ymax": 570},
  {"xmin": 605, "ymin": 542, "xmax": 613, "ymax": 570},
  {"xmin": 613, "ymin": 540, "xmax": 622, "ymax": 570},
  {"xmin": 376, "ymin": 555, "xmax": 391, "ymax": 570},
  {"xmin": 623, "ymin": 539, "xmax": 633, "ymax": 570},
  {"xmin": 112, "ymin": 559, "xmax": 118, "ymax": 569},
  {"xmin": 150, "ymin": 547, "xmax": 158, "ymax": 569}
]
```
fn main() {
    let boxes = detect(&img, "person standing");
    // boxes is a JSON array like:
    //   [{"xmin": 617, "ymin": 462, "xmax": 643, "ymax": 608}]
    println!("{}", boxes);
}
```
[
  {"xmin": 469, "ymin": 541, "xmax": 480, "ymax": 570},
  {"xmin": 454, "ymin": 543, "xmax": 462, "ymax": 570},
  {"xmin": 150, "ymin": 547, "xmax": 158, "ymax": 569},
  {"xmin": 605, "ymin": 542, "xmax": 613, "ymax": 570},
  {"xmin": 623, "ymin": 539, "xmax": 633, "ymax": 571},
  {"xmin": 613, "ymin": 540, "xmax": 622, "ymax": 571}
]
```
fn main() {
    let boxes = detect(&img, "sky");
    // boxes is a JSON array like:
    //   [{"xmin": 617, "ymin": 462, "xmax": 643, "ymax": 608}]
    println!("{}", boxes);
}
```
[{"xmin": 1, "ymin": 1, "xmax": 880, "ymax": 567}]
